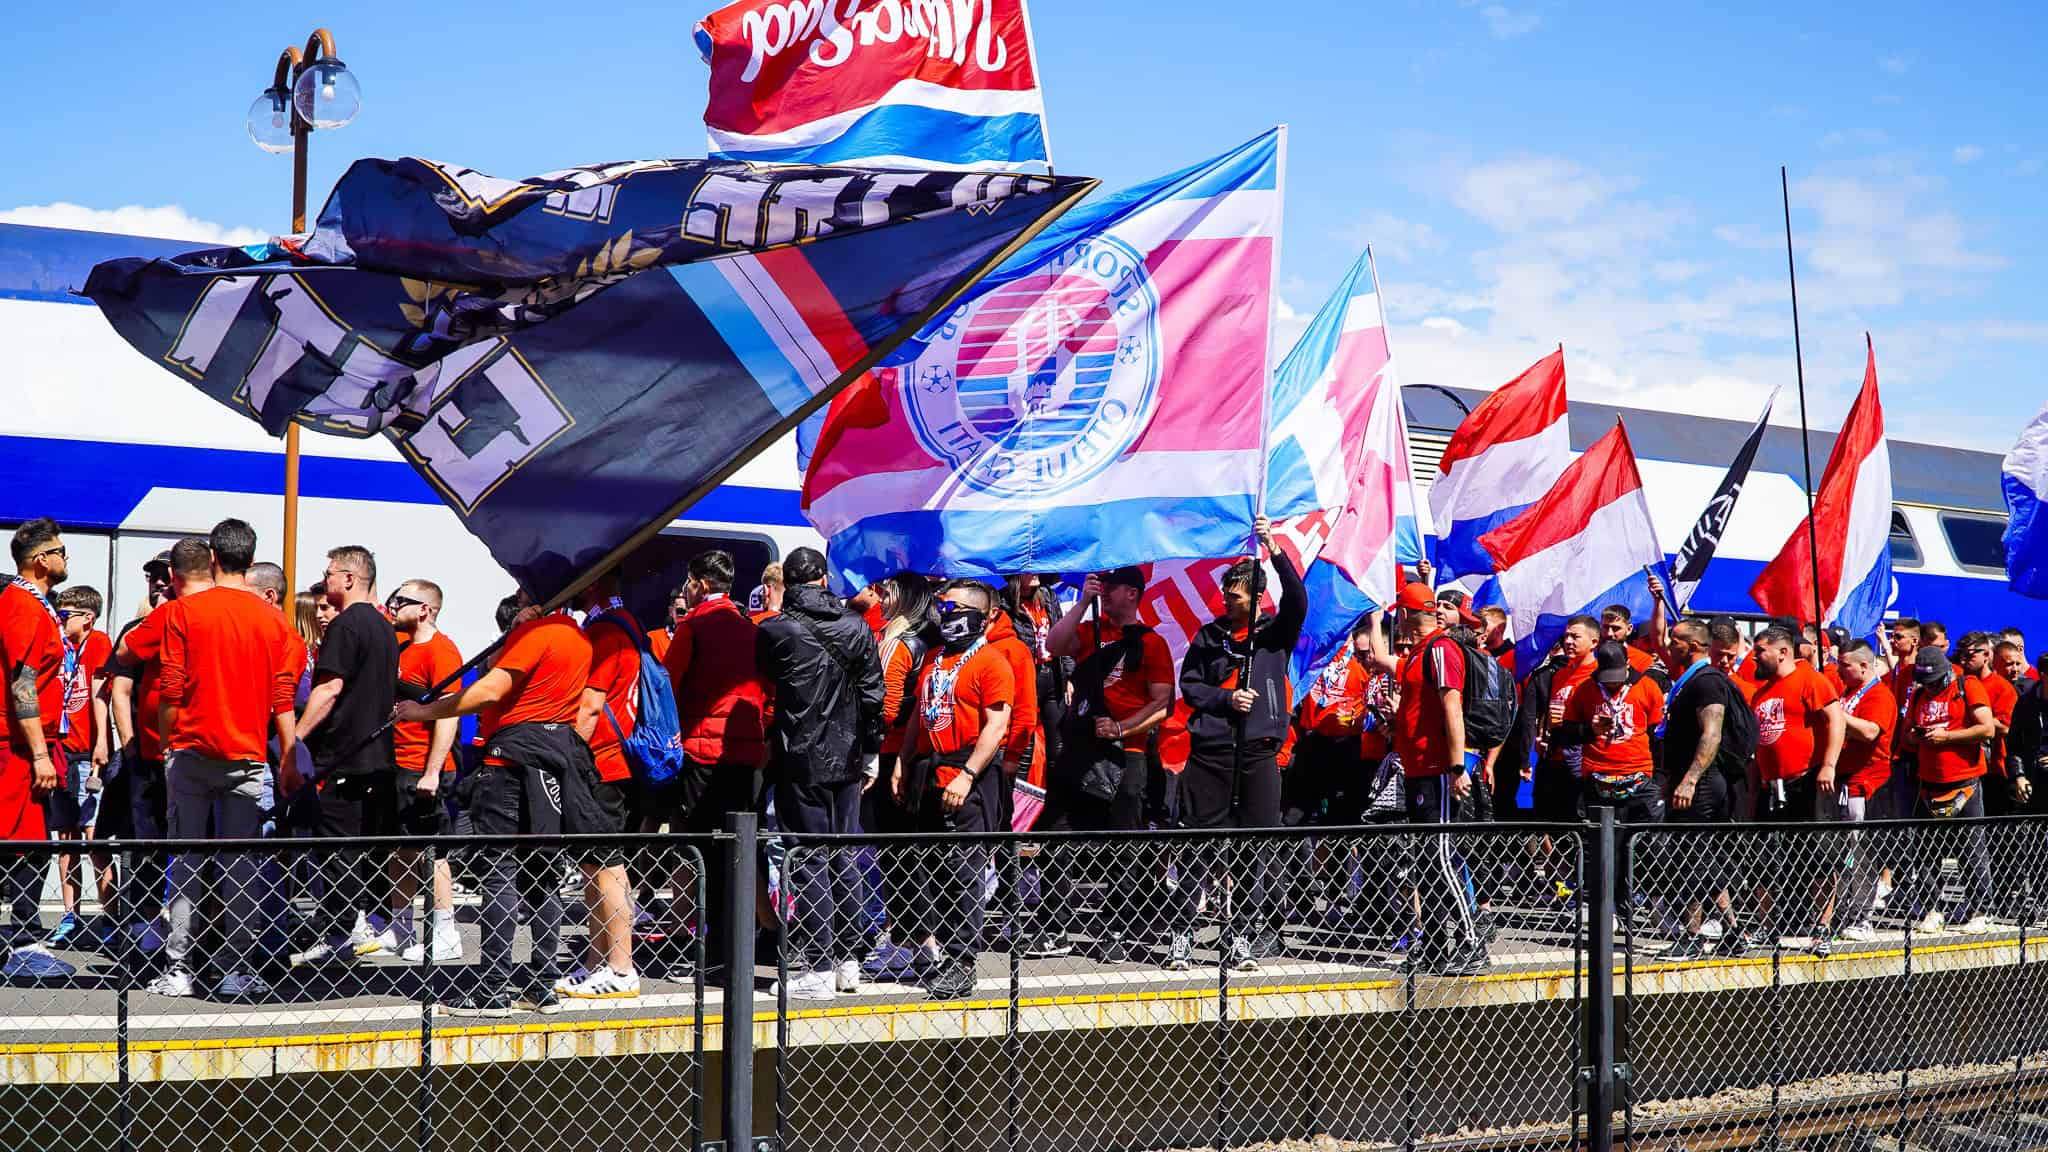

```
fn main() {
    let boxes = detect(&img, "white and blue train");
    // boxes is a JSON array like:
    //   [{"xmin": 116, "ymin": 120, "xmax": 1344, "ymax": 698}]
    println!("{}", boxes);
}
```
[{"xmin": 2, "ymin": 221, "xmax": 2038, "ymax": 653}]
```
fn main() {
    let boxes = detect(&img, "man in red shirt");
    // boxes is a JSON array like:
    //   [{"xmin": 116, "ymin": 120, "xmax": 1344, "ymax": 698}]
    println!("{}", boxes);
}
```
[
  {"xmin": 1959, "ymin": 631, "xmax": 2019, "ymax": 816},
  {"xmin": 1363, "ymin": 581, "xmax": 1485, "ymax": 975},
  {"xmin": 1749, "ymin": 624, "xmax": 1843, "ymax": 943},
  {"xmin": 896, "ymin": 579, "xmax": 1013, "ymax": 999},
  {"xmin": 1900, "ymin": 647, "xmax": 1996, "ymax": 933},
  {"xmin": 1998, "ymin": 639, "xmax": 2031, "ymax": 690},
  {"xmin": 562, "ymin": 574, "xmax": 644, "ymax": 1001},
  {"xmin": 1825, "ymin": 640, "xmax": 1896, "ymax": 945},
  {"xmin": 1533, "ymin": 615, "xmax": 1602, "ymax": 822},
  {"xmin": 1036, "ymin": 566, "xmax": 1174, "ymax": 965},
  {"xmin": 1555, "ymin": 642, "xmax": 1665, "ymax": 819},
  {"xmin": 44, "ymin": 585, "xmax": 112, "ymax": 948},
  {"xmin": 0, "ymin": 519, "xmax": 67, "ymax": 947},
  {"xmin": 365, "ymin": 579, "xmax": 466, "ymax": 965},
  {"xmin": 149, "ymin": 519, "xmax": 299, "ymax": 999}
]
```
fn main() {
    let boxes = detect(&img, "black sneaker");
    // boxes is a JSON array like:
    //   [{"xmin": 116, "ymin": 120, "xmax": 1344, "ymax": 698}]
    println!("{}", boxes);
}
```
[
  {"xmin": 515, "ymin": 987, "xmax": 561, "ymax": 1016},
  {"xmin": 1249, "ymin": 928, "xmax": 1285, "ymax": 961},
  {"xmin": 1164, "ymin": 933, "xmax": 1193, "ymax": 972},
  {"xmin": 1424, "ymin": 946, "xmax": 1492, "ymax": 978},
  {"xmin": 1474, "ymin": 907, "xmax": 1501, "ymax": 946},
  {"xmin": 925, "ymin": 959, "xmax": 976, "ymax": 1000},
  {"xmin": 1022, "ymin": 931, "xmax": 1074, "ymax": 959},
  {"xmin": 1092, "ymin": 932, "xmax": 1130, "ymax": 964},
  {"xmin": 1713, "ymin": 928, "xmax": 1759, "ymax": 957},
  {"xmin": 1657, "ymin": 934, "xmax": 1709, "ymax": 961},
  {"xmin": 438, "ymin": 989, "xmax": 512, "ymax": 1019}
]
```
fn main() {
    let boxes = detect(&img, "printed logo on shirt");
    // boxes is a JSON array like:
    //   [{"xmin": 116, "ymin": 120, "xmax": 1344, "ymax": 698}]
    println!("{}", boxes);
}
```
[
  {"xmin": 1598, "ymin": 689, "xmax": 1636, "ymax": 746},
  {"xmin": 1755, "ymin": 696, "xmax": 1787, "ymax": 747},
  {"xmin": 1916, "ymin": 694, "xmax": 1951, "ymax": 732}
]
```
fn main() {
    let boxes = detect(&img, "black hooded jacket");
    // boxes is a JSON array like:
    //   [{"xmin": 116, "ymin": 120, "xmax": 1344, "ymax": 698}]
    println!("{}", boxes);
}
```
[
  {"xmin": 756, "ymin": 583, "xmax": 885, "ymax": 786},
  {"xmin": 1179, "ymin": 550, "xmax": 1306, "ymax": 747}
]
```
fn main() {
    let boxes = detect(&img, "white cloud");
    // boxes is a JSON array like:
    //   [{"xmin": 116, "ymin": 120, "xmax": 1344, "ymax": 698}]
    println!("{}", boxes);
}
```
[
  {"xmin": 1794, "ymin": 164, "xmax": 2004, "ymax": 308},
  {"xmin": 1453, "ymin": 156, "xmax": 1615, "ymax": 231},
  {"xmin": 1953, "ymin": 145, "xmax": 1985, "ymax": 164},
  {"xmin": 0, "ymin": 203, "xmax": 266, "ymax": 246},
  {"xmin": 1271, "ymin": 293, "xmax": 1313, "ymax": 361},
  {"xmin": 1478, "ymin": 4, "xmax": 1542, "ymax": 39},
  {"xmin": 1878, "ymin": 55, "xmax": 1910, "ymax": 75},
  {"xmin": 1341, "ymin": 210, "xmax": 1443, "ymax": 264}
]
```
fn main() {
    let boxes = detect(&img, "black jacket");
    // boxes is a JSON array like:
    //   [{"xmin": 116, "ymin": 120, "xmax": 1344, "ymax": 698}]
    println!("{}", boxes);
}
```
[
  {"xmin": 1503, "ymin": 657, "xmax": 1562, "ymax": 782},
  {"xmin": 1179, "ymin": 550, "xmax": 1306, "ymax": 747},
  {"xmin": 756, "ymin": 583, "xmax": 885, "ymax": 786},
  {"xmin": 474, "ymin": 721, "xmax": 595, "ymax": 836},
  {"xmin": 2007, "ymin": 685, "xmax": 2048, "ymax": 783}
]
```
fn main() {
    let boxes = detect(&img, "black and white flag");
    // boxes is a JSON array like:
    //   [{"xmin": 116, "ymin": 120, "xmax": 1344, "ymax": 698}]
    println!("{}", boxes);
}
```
[{"xmin": 1672, "ymin": 390, "xmax": 1779, "ymax": 611}]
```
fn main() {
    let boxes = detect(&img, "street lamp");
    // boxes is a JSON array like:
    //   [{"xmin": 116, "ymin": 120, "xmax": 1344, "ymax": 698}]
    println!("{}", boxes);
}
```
[{"xmin": 246, "ymin": 28, "xmax": 360, "ymax": 593}]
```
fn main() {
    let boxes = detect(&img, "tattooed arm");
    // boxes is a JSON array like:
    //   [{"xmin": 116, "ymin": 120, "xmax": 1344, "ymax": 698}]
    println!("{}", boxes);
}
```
[{"xmin": 10, "ymin": 662, "xmax": 55, "ymax": 793}]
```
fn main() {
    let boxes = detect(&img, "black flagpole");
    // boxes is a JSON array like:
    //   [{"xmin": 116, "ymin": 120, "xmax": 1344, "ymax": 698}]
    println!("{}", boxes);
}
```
[{"xmin": 1781, "ymin": 166, "xmax": 1829, "ymax": 643}]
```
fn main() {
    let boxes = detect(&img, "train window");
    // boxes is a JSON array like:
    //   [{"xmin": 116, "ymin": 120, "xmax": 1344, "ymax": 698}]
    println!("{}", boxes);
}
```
[
  {"xmin": 1938, "ymin": 512, "xmax": 2008, "ymax": 575},
  {"xmin": 1887, "ymin": 510, "xmax": 1921, "ymax": 568}
]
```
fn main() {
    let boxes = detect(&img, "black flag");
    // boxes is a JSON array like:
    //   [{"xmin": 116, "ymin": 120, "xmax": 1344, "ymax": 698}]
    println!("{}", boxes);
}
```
[{"xmin": 1672, "ymin": 390, "xmax": 1778, "ymax": 611}]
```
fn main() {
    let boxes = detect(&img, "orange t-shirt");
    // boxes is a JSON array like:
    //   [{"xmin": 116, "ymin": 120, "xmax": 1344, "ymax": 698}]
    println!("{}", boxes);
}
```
[
  {"xmin": 60, "ymin": 631, "xmax": 112, "ymax": 756},
  {"xmin": 1981, "ymin": 673, "xmax": 2020, "ymax": 777},
  {"xmin": 1563, "ymin": 674, "xmax": 1665, "ymax": 779},
  {"xmin": 914, "ymin": 643, "xmax": 1014, "ymax": 784},
  {"xmin": 1838, "ymin": 680, "xmax": 1896, "ymax": 797},
  {"xmin": 583, "ymin": 615, "xmax": 642, "ymax": 784},
  {"xmin": 1074, "ymin": 621, "xmax": 1173, "ymax": 752},
  {"xmin": 394, "ymin": 630, "xmax": 463, "ymax": 774},
  {"xmin": 480, "ymin": 616, "xmax": 592, "ymax": 763},
  {"xmin": 1729, "ymin": 671, "xmax": 1761, "ymax": 704},
  {"xmin": 0, "ymin": 583, "xmax": 63, "ymax": 754},
  {"xmin": 1625, "ymin": 646, "xmax": 1653, "ymax": 675},
  {"xmin": 879, "ymin": 633, "xmax": 918, "ymax": 757},
  {"xmin": 1752, "ymin": 664, "xmax": 1840, "ymax": 784},
  {"xmin": 1543, "ymin": 657, "xmax": 1596, "ymax": 766},
  {"xmin": 157, "ymin": 587, "xmax": 298, "ymax": 764},
  {"xmin": 1914, "ymin": 675, "xmax": 1991, "ymax": 785},
  {"xmin": 648, "ymin": 627, "xmax": 671, "ymax": 666},
  {"xmin": 1299, "ymin": 653, "xmax": 1368, "ymax": 739}
]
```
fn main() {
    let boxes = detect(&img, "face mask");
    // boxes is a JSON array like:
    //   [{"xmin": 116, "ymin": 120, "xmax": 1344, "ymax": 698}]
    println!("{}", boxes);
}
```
[{"xmin": 937, "ymin": 605, "xmax": 986, "ymax": 650}]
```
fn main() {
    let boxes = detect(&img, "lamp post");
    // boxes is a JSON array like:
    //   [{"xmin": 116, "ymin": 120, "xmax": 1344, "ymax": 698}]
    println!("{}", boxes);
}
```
[{"xmin": 246, "ymin": 28, "xmax": 361, "ymax": 593}]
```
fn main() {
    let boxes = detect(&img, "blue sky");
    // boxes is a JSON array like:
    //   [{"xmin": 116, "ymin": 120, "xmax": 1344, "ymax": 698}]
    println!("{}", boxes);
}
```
[{"xmin": 3, "ymin": 0, "xmax": 2041, "ymax": 449}]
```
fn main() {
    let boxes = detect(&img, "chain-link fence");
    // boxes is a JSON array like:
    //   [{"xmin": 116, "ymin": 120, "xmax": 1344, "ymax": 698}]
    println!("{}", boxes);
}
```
[
  {"xmin": 770, "ymin": 823, "xmax": 1587, "ymax": 1152},
  {"xmin": 1622, "ymin": 815, "xmax": 2048, "ymax": 1152},
  {"xmin": 0, "ymin": 833, "xmax": 709, "ymax": 1152}
]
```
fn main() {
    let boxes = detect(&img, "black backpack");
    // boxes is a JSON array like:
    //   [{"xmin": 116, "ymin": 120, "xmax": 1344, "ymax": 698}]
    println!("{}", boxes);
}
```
[
  {"xmin": 1709, "ymin": 668, "xmax": 1759, "ymax": 768},
  {"xmin": 1426, "ymin": 634, "xmax": 1516, "ymax": 752}
]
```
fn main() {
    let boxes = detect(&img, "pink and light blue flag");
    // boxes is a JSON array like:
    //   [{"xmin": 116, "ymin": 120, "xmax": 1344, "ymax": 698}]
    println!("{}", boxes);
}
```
[{"xmin": 803, "ymin": 128, "xmax": 1284, "ymax": 590}]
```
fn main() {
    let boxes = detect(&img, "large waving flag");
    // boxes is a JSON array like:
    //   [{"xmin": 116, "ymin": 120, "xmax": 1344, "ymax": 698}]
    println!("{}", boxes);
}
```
[
  {"xmin": 1482, "ymin": 420, "xmax": 1667, "ymax": 675},
  {"xmin": 804, "ymin": 128, "xmax": 1284, "ymax": 591},
  {"xmin": 697, "ymin": 0, "xmax": 1050, "ymax": 172},
  {"xmin": 1671, "ymin": 388, "xmax": 1777, "ymax": 611},
  {"xmin": 1265, "ymin": 249, "xmax": 1432, "ymax": 698},
  {"xmin": 1429, "ymin": 349, "xmax": 1570, "ymax": 582},
  {"xmin": 2003, "ymin": 399, "xmax": 2048, "ymax": 598},
  {"xmin": 83, "ymin": 157, "xmax": 1090, "ymax": 602},
  {"xmin": 1751, "ymin": 337, "xmax": 1893, "ymax": 637}
]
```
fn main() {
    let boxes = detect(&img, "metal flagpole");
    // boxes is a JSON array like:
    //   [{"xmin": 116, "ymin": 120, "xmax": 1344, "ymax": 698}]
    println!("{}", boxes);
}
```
[{"xmin": 1781, "ymin": 166, "xmax": 1829, "ymax": 638}]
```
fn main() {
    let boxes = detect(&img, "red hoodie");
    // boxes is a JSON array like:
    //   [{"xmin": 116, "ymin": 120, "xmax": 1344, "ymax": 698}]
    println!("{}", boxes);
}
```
[{"xmin": 665, "ymin": 595, "xmax": 770, "ymax": 767}]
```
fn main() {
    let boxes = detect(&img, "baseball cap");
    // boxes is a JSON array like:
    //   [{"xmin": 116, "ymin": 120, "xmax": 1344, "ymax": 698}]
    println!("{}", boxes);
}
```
[
  {"xmin": 1593, "ymin": 640, "xmax": 1632, "ymax": 686},
  {"xmin": 1100, "ymin": 566, "xmax": 1146, "ymax": 592},
  {"xmin": 1396, "ymin": 582, "xmax": 1437, "ymax": 613},
  {"xmin": 1439, "ymin": 594, "xmax": 1481, "ymax": 628},
  {"xmin": 143, "ymin": 552, "xmax": 172, "ymax": 578},
  {"xmin": 782, "ymin": 547, "xmax": 828, "ymax": 586},
  {"xmin": 1913, "ymin": 647, "xmax": 1953, "ymax": 685}
]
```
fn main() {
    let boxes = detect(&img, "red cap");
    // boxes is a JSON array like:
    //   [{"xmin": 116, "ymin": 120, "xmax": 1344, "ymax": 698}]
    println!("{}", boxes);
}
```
[{"xmin": 1396, "ymin": 583, "xmax": 1437, "ymax": 612}]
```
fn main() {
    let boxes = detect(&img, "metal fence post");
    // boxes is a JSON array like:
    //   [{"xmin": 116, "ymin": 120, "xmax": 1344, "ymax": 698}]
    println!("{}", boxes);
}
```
[
  {"xmin": 1585, "ymin": 809, "xmax": 1619, "ymax": 1152},
  {"xmin": 416, "ymin": 842, "xmax": 437, "ymax": 1152},
  {"xmin": 1216, "ymin": 833, "xmax": 1235, "ymax": 1152},
  {"xmin": 1004, "ymin": 841, "xmax": 1023, "ymax": 1152},
  {"xmin": 724, "ymin": 812, "xmax": 759, "ymax": 1152},
  {"xmin": 115, "ymin": 845, "xmax": 134, "ymax": 1152}
]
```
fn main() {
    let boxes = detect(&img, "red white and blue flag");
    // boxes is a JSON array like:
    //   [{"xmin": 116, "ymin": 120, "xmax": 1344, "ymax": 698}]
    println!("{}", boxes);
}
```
[
  {"xmin": 696, "ymin": 0, "xmax": 1051, "ymax": 172},
  {"xmin": 803, "ymin": 129, "xmax": 1284, "ymax": 591},
  {"xmin": 1481, "ymin": 420, "xmax": 1669, "ymax": 675},
  {"xmin": 1429, "ymin": 349, "xmax": 1571, "ymax": 583},
  {"xmin": 1751, "ymin": 337, "xmax": 1893, "ymax": 638}
]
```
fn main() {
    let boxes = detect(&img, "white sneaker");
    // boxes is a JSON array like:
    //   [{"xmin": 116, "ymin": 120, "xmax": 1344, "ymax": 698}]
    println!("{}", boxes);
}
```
[
  {"xmin": 1840, "ymin": 922, "xmax": 1878, "ymax": 943},
  {"xmin": 398, "ymin": 932, "xmax": 464, "ymax": 965},
  {"xmin": 357, "ymin": 927, "xmax": 399, "ymax": 957},
  {"xmin": 556, "ymin": 964, "xmax": 642, "ymax": 1000},
  {"xmin": 835, "ymin": 959, "xmax": 861, "ymax": 994},
  {"xmin": 217, "ymin": 972, "xmax": 272, "ymax": 999},
  {"xmin": 1954, "ymin": 915, "xmax": 1992, "ymax": 935},
  {"xmin": 292, "ymin": 940, "xmax": 355, "ymax": 967},
  {"xmin": 346, "ymin": 912, "xmax": 376, "ymax": 947},
  {"xmin": 145, "ymin": 967, "xmax": 195, "ymax": 997},
  {"xmin": 1917, "ymin": 911, "xmax": 1948, "ymax": 935},
  {"xmin": 775, "ymin": 968, "xmax": 837, "ymax": 1001}
]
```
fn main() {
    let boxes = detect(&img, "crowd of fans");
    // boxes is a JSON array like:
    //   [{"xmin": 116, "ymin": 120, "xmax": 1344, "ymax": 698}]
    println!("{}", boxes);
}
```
[{"xmin": 0, "ymin": 511, "xmax": 2035, "ymax": 1011}]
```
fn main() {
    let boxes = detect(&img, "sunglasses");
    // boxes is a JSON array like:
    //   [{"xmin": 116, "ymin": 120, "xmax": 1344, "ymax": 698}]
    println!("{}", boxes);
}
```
[
  {"xmin": 32, "ymin": 546, "xmax": 65, "ymax": 561},
  {"xmin": 57, "ymin": 608, "xmax": 88, "ymax": 621},
  {"xmin": 385, "ymin": 594, "xmax": 426, "ymax": 612}
]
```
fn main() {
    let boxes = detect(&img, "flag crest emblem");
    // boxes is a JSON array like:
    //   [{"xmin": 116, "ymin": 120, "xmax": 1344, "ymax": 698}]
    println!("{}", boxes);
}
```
[{"xmin": 904, "ymin": 234, "xmax": 1160, "ymax": 498}]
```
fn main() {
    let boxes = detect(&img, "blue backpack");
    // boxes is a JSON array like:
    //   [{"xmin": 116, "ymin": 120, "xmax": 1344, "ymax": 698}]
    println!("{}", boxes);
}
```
[{"xmin": 593, "ymin": 612, "xmax": 688, "ymax": 786}]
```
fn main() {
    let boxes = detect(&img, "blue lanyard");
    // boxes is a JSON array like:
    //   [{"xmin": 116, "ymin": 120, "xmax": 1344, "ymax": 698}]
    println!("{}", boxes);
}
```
[{"xmin": 1653, "ymin": 658, "xmax": 1709, "ymax": 741}]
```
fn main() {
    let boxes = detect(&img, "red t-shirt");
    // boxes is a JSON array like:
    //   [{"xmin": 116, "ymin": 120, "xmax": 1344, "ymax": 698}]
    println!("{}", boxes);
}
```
[
  {"xmin": 157, "ymin": 587, "xmax": 298, "ymax": 764},
  {"xmin": 1543, "ymin": 657, "xmax": 1596, "ymax": 768},
  {"xmin": 1394, "ymin": 631, "xmax": 1465, "ymax": 778},
  {"xmin": 1837, "ymin": 680, "xmax": 1896, "ymax": 797},
  {"xmin": 1981, "ymin": 673, "xmax": 2020, "ymax": 778},
  {"xmin": 1564, "ymin": 675, "xmax": 1664, "ymax": 779},
  {"xmin": 0, "ymin": 584, "xmax": 63, "ymax": 755},
  {"xmin": 1914, "ymin": 675, "xmax": 1991, "ymax": 785},
  {"xmin": 1074, "ymin": 621, "xmax": 1173, "ymax": 752},
  {"xmin": 122, "ymin": 606, "xmax": 170, "ymax": 761},
  {"xmin": 61, "ymin": 631, "xmax": 112, "ymax": 756},
  {"xmin": 914, "ymin": 643, "xmax": 1014, "ymax": 785},
  {"xmin": 393, "ymin": 630, "xmax": 463, "ymax": 774},
  {"xmin": 583, "ymin": 614, "xmax": 642, "ymax": 784},
  {"xmin": 480, "ymin": 616, "xmax": 592, "ymax": 764},
  {"xmin": 1300, "ymin": 654, "xmax": 1368, "ymax": 739},
  {"xmin": 1752, "ymin": 664, "xmax": 1839, "ymax": 784}
]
